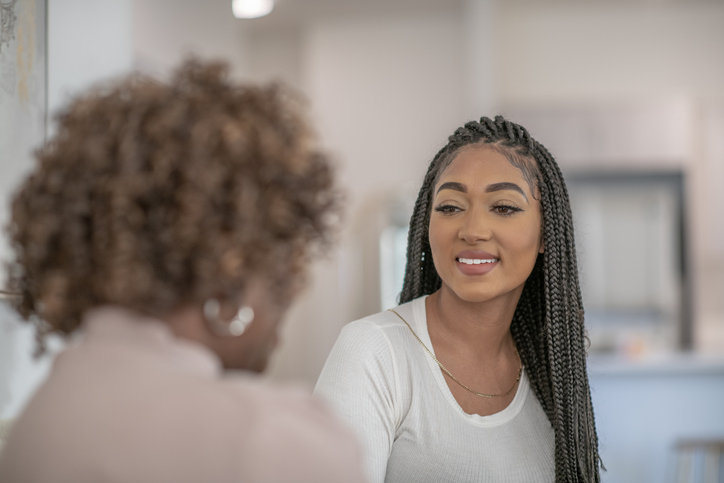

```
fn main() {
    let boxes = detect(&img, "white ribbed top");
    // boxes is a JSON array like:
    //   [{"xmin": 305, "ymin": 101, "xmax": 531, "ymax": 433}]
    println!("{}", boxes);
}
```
[{"xmin": 315, "ymin": 296, "xmax": 555, "ymax": 483}]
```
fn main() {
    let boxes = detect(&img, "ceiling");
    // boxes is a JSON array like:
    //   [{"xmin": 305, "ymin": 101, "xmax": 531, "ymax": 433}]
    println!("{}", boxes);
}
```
[
  {"xmin": 242, "ymin": 0, "xmax": 721, "ymax": 31},
  {"xmin": 243, "ymin": 0, "xmax": 463, "ymax": 30}
]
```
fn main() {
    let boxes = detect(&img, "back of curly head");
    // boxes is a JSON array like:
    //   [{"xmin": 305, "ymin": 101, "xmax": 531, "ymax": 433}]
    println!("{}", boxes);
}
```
[
  {"xmin": 8, "ymin": 58, "xmax": 339, "ymax": 345},
  {"xmin": 400, "ymin": 116, "xmax": 602, "ymax": 482}
]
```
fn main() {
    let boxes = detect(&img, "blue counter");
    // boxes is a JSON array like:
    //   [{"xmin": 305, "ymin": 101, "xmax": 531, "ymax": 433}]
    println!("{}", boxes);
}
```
[{"xmin": 588, "ymin": 354, "xmax": 724, "ymax": 483}]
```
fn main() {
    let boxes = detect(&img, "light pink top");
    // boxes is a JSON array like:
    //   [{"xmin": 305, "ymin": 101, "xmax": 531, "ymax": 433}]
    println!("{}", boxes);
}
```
[{"xmin": 0, "ymin": 307, "xmax": 367, "ymax": 483}]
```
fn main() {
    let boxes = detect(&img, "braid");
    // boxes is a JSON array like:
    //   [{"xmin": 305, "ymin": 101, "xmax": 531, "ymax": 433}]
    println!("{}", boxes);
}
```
[{"xmin": 400, "ymin": 115, "xmax": 602, "ymax": 482}]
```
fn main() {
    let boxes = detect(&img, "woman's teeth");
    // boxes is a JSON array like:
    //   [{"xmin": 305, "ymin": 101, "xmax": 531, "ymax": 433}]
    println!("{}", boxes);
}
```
[{"xmin": 457, "ymin": 257, "xmax": 498, "ymax": 265}]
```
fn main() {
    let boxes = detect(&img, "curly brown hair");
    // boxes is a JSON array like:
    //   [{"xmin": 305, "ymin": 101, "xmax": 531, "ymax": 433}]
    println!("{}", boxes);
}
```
[{"xmin": 7, "ymin": 58, "xmax": 339, "ymax": 345}]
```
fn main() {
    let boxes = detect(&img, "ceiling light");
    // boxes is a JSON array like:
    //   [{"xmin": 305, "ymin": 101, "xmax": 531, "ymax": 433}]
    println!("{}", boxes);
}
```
[{"xmin": 232, "ymin": 0, "xmax": 274, "ymax": 19}]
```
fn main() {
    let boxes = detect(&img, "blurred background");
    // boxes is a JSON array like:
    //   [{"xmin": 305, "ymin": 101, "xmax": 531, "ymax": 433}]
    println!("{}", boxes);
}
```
[{"xmin": 1, "ymin": 0, "xmax": 723, "ymax": 481}]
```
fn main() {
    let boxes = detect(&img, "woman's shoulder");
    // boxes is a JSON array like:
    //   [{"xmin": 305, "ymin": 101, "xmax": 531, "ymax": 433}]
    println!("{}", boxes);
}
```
[
  {"xmin": 215, "ymin": 377, "xmax": 368, "ymax": 482},
  {"xmin": 322, "ymin": 297, "xmax": 425, "ymax": 373},
  {"xmin": 342, "ymin": 296, "xmax": 424, "ymax": 338}
]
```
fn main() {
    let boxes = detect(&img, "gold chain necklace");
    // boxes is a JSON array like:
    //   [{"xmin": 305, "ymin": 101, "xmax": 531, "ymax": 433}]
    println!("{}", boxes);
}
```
[{"xmin": 388, "ymin": 309, "xmax": 522, "ymax": 399}]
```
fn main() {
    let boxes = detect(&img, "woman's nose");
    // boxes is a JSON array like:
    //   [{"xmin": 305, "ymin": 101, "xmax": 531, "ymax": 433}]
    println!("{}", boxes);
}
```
[{"xmin": 458, "ymin": 210, "xmax": 492, "ymax": 244}]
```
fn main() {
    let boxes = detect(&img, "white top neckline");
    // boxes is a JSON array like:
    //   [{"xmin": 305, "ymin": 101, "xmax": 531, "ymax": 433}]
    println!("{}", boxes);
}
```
[{"xmin": 409, "ymin": 295, "xmax": 529, "ymax": 427}]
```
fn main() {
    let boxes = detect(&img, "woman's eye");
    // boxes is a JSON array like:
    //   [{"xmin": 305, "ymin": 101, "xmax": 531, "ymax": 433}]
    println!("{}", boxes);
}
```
[
  {"xmin": 492, "ymin": 205, "xmax": 522, "ymax": 215},
  {"xmin": 434, "ymin": 204, "xmax": 461, "ymax": 214}
]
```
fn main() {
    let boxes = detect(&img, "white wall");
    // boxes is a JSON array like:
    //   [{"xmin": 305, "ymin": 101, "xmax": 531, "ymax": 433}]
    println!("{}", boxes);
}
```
[
  {"xmin": 696, "ymin": 104, "xmax": 724, "ymax": 352},
  {"xmin": 48, "ymin": 0, "xmax": 134, "ymax": 116},
  {"xmin": 497, "ymin": 2, "xmax": 724, "ymax": 104},
  {"xmin": 244, "ymin": 25, "xmax": 303, "ymax": 92},
  {"xmin": 132, "ymin": 0, "xmax": 249, "ymax": 79},
  {"xmin": 462, "ymin": 0, "xmax": 497, "ymax": 119},
  {"xmin": 304, "ymin": 13, "xmax": 465, "ymax": 205}
]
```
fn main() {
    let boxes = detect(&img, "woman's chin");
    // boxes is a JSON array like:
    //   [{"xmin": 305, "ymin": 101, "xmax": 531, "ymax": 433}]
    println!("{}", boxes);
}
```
[{"xmin": 440, "ymin": 281, "xmax": 523, "ymax": 306}]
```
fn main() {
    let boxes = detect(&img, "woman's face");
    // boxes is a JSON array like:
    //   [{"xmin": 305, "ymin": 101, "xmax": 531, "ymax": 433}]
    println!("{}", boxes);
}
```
[{"xmin": 428, "ymin": 145, "xmax": 543, "ymax": 305}]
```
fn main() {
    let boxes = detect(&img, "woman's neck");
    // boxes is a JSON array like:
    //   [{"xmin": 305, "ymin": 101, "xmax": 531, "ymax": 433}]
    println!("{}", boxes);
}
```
[{"xmin": 426, "ymin": 285, "xmax": 522, "ymax": 361}]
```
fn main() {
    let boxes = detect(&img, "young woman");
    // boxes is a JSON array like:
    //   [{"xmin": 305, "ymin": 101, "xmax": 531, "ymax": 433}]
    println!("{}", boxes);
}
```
[
  {"xmin": 315, "ymin": 116, "xmax": 601, "ymax": 483},
  {"xmin": 0, "ymin": 59, "xmax": 366, "ymax": 483}
]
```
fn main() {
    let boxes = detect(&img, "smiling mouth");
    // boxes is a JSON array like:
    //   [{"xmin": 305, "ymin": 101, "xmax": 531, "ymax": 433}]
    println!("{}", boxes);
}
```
[{"xmin": 456, "ymin": 257, "xmax": 499, "ymax": 265}]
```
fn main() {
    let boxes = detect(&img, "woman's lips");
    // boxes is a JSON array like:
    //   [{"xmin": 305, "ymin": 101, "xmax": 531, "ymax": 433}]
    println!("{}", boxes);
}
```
[{"xmin": 455, "ymin": 251, "xmax": 499, "ymax": 276}]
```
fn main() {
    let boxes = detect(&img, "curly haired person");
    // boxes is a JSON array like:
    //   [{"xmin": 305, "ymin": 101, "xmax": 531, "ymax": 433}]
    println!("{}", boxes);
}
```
[
  {"xmin": 316, "ymin": 116, "xmax": 602, "ymax": 483},
  {"xmin": 0, "ymin": 59, "xmax": 367, "ymax": 483}
]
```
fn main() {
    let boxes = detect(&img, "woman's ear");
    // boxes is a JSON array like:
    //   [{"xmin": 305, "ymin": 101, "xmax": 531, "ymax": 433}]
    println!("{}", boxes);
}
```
[{"xmin": 538, "ymin": 237, "xmax": 545, "ymax": 254}]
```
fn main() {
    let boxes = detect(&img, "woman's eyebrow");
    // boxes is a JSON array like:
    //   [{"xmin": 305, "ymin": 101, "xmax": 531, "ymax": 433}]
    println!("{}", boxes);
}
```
[
  {"xmin": 436, "ymin": 181, "xmax": 467, "ymax": 194},
  {"xmin": 486, "ymin": 182, "xmax": 528, "ymax": 201},
  {"xmin": 436, "ymin": 180, "xmax": 529, "ymax": 202}
]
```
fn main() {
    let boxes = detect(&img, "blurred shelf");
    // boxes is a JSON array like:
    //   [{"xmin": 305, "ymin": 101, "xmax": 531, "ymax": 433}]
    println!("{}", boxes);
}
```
[{"xmin": 587, "ymin": 353, "xmax": 724, "ymax": 377}]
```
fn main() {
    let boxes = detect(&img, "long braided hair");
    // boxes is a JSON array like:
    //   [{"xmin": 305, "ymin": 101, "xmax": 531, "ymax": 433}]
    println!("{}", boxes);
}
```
[{"xmin": 400, "ymin": 115, "xmax": 601, "ymax": 482}]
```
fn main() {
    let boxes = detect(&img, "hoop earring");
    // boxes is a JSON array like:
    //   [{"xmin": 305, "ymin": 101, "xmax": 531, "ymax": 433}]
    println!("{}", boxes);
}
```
[{"xmin": 203, "ymin": 299, "xmax": 255, "ymax": 337}]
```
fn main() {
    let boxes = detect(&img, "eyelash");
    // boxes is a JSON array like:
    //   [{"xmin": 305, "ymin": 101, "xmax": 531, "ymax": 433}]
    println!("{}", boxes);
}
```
[
  {"xmin": 434, "ymin": 204, "xmax": 461, "ymax": 214},
  {"xmin": 492, "ymin": 204, "xmax": 523, "ymax": 216},
  {"xmin": 433, "ymin": 203, "xmax": 523, "ymax": 216}
]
